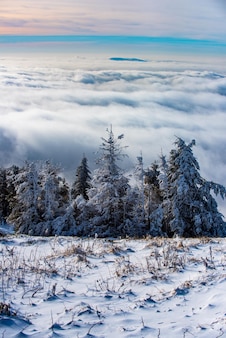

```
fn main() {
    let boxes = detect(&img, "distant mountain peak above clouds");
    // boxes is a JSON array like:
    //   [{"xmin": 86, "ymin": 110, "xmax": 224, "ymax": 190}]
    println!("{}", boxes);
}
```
[{"xmin": 109, "ymin": 57, "xmax": 147, "ymax": 62}]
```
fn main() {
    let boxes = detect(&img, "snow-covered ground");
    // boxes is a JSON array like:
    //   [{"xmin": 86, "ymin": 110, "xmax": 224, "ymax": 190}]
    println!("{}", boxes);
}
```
[{"xmin": 0, "ymin": 235, "xmax": 226, "ymax": 337}]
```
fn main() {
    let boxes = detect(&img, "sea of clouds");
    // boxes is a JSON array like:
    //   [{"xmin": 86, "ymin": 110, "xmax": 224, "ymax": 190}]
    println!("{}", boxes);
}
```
[{"xmin": 0, "ymin": 54, "xmax": 226, "ymax": 212}]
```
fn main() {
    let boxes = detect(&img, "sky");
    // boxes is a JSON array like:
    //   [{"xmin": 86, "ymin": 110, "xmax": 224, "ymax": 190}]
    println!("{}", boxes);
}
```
[{"xmin": 1, "ymin": 0, "xmax": 226, "ymax": 41}]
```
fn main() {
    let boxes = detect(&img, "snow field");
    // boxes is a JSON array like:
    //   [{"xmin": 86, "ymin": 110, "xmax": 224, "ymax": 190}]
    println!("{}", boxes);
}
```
[{"xmin": 0, "ymin": 236, "xmax": 226, "ymax": 337}]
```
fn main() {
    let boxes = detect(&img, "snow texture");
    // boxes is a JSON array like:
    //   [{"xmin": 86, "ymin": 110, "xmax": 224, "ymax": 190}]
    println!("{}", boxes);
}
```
[{"xmin": 0, "ymin": 235, "xmax": 226, "ymax": 337}]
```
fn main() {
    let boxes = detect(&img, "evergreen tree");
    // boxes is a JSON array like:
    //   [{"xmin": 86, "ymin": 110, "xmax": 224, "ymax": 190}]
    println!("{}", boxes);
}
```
[
  {"xmin": 126, "ymin": 154, "xmax": 146, "ymax": 236},
  {"xmin": 71, "ymin": 156, "xmax": 91, "ymax": 200},
  {"xmin": 73, "ymin": 194, "xmax": 97, "ymax": 236},
  {"xmin": 5, "ymin": 165, "xmax": 19, "ymax": 221},
  {"xmin": 7, "ymin": 162, "xmax": 42, "ymax": 234},
  {"xmin": 7, "ymin": 161, "xmax": 72, "ymax": 236},
  {"xmin": 134, "ymin": 154, "xmax": 145, "ymax": 222},
  {"xmin": 149, "ymin": 154, "xmax": 170, "ymax": 236},
  {"xmin": 85, "ymin": 126, "xmax": 130, "ymax": 236},
  {"xmin": 51, "ymin": 204, "xmax": 77, "ymax": 236},
  {"xmin": 38, "ymin": 161, "xmax": 70, "ymax": 235},
  {"xmin": 123, "ymin": 186, "xmax": 146, "ymax": 237},
  {"xmin": 162, "ymin": 137, "xmax": 226, "ymax": 237},
  {"xmin": 144, "ymin": 162, "xmax": 162, "ymax": 235},
  {"xmin": 0, "ymin": 168, "xmax": 9, "ymax": 223}
]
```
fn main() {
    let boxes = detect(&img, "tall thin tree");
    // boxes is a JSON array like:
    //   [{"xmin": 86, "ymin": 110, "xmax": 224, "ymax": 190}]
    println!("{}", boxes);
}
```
[
  {"xmin": 87, "ymin": 126, "xmax": 130, "ymax": 236},
  {"xmin": 71, "ymin": 155, "xmax": 91, "ymax": 201}
]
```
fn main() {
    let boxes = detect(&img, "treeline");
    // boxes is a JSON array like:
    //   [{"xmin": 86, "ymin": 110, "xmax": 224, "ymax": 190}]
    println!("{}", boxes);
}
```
[{"xmin": 0, "ymin": 127, "xmax": 226, "ymax": 237}]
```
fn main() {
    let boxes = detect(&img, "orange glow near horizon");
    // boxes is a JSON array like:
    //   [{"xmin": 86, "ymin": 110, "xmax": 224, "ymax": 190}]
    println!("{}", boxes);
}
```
[{"xmin": 0, "ymin": 1, "xmax": 89, "ymax": 35}]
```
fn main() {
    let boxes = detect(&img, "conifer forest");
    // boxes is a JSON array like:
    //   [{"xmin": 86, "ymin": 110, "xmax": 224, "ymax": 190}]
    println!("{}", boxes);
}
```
[{"xmin": 1, "ymin": 127, "xmax": 225, "ymax": 238}]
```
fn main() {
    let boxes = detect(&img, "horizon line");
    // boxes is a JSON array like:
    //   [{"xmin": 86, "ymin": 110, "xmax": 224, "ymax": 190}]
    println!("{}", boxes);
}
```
[{"xmin": 0, "ymin": 35, "xmax": 226, "ymax": 44}]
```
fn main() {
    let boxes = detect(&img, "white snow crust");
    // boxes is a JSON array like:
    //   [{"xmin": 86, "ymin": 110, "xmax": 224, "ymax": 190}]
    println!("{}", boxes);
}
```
[{"xmin": 0, "ymin": 236, "xmax": 226, "ymax": 337}]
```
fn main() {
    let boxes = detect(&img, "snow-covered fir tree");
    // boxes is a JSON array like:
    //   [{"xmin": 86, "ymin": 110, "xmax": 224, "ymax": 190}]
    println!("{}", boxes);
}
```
[
  {"xmin": 7, "ymin": 162, "xmax": 42, "ymax": 234},
  {"xmin": 127, "ymin": 154, "xmax": 146, "ymax": 235},
  {"xmin": 134, "ymin": 154, "xmax": 145, "ymax": 220},
  {"xmin": 148, "ymin": 154, "xmax": 170, "ymax": 237},
  {"xmin": 80, "ymin": 126, "xmax": 130, "ymax": 236},
  {"xmin": 5, "ymin": 166, "xmax": 19, "ymax": 220},
  {"xmin": 38, "ymin": 161, "xmax": 70, "ymax": 235},
  {"xmin": 6, "ymin": 161, "xmax": 74, "ymax": 236},
  {"xmin": 71, "ymin": 155, "xmax": 91, "ymax": 200},
  {"xmin": 162, "ymin": 137, "xmax": 226, "ymax": 237},
  {"xmin": 0, "ymin": 168, "xmax": 9, "ymax": 223},
  {"xmin": 144, "ymin": 162, "xmax": 163, "ymax": 235}
]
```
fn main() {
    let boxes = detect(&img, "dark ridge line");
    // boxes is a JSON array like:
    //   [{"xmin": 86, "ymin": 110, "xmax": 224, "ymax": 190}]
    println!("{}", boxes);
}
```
[{"xmin": 109, "ymin": 57, "xmax": 147, "ymax": 62}]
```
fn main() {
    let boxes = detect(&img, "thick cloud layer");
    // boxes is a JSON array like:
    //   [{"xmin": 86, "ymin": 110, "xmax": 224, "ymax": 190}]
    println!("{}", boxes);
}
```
[{"xmin": 0, "ymin": 55, "xmax": 226, "ymax": 213}]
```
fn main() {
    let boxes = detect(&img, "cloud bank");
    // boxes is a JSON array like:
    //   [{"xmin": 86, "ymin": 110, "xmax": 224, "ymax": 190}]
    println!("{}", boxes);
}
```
[{"xmin": 0, "ymin": 55, "xmax": 226, "ymax": 214}]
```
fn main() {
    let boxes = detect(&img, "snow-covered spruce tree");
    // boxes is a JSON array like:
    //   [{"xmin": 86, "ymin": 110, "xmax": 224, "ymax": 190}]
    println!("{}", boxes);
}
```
[
  {"xmin": 0, "ymin": 168, "xmax": 9, "ymax": 223},
  {"xmin": 50, "ymin": 174, "xmax": 77, "ymax": 236},
  {"xmin": 38, "ymin": 161, "xmax": 71, "ymax": 236},
  {"xmin": 73, "ymin": 194, "xmax": 97, "ymax": 236},
  {"xmin": 7, "ymin": 161, "xmax": 75, "ymax": 236},
  {"xmin": 144, "ymin": 162, "xmax": 163, "ymax": 235},
  {"xmin": 162, "ymin": 137, "xmax": 226, "ymax": 237},
  {"xmin": 50, "ymin": 203, "xmax": 77, "ymax": 236},
  {"xmin": 71, "ymin": 155, "xmax": 91, "ymax": 201},
  {"xmin": 7, "ymin": 162, "xmax": 42, "ymax": 234},
  {"xmin": 134, "ymin": 154, "xmax": 145, "ymax": 220},
  {"xmin": 83, "ymin": 127, "xmax": 130, "ymax": 237},
  {"xmin": 127, "ymin": 154, "xmax": 147, "ymax": 235},
  {"xmin": 5, "ymin": 165, "xmax": 19, "ymax": 221},
  {"xmin": 123, "ymin": 186, "xmax": 147, "ymax": 237},
  {"xmin": 148, "ymin": 154, "xmax": 169, "ymax": 236}
]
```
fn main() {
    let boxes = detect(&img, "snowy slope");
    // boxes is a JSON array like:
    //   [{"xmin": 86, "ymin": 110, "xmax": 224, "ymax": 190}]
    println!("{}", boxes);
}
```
[{"xmin": 0, "ymin": 236, "xmax": 226, "ymax": 337}]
